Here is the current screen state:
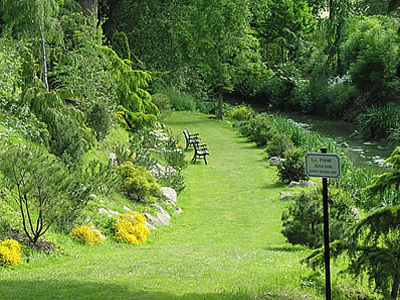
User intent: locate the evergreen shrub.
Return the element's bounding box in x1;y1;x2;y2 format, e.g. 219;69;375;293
277;147;308;184
282;190;354;248
0;239;22;266
114;212;150;244
117;161;160;201
86;102;111;141
266;133;294;158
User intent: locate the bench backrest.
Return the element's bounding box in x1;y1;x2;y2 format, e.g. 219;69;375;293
183;129;190;141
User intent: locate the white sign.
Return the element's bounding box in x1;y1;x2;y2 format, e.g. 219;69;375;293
305;153;341;178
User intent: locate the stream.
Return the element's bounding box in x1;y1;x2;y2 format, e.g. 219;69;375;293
278;111;395;170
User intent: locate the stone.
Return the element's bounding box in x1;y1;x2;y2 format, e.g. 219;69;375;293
160;187;177;207
288;181;308;188
123;205;132;211
98;207;119;217
279;192;296;201
145;203;171;226
175;207;183;214
145;221;157;230
268;157;285;166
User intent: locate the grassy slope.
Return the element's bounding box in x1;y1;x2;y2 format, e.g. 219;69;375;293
0;112;321;299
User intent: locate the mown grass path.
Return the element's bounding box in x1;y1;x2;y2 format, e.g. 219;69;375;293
0;112;317;299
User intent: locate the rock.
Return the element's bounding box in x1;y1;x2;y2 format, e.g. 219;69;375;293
288;181;308;188
98;207;119;217
145;221;157;230
160;187;177;207
145;203;171;226
175;207;183;214
268;157;285;166
288;181;318;188
123;205;132;211
279;192;296;201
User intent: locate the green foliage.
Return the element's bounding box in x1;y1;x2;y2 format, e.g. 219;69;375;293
235;113;277;146
266;133;294;158
161;89;205;112
252;0;316;65
357;103;400;141
0;145;76;244
226;104;254;122
277;147;309;184
117;162;160;202
86;102;111;141
342;16;400;105
112;31;131;61
282;189;355;248
49;114;90;169
151;93;172;120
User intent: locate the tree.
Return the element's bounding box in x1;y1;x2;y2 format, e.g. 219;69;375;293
77;0;98;18
251;0;316;66
0;145;73;244
186;0;252;119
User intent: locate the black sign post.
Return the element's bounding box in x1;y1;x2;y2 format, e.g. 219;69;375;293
321;147;331;300
305;147;341;300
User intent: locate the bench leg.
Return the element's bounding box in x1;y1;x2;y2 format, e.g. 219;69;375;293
192;153;197;163
204;155;207;165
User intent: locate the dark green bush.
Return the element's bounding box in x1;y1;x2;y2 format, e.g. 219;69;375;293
86;102;111;141
277;147;308;184
266;133;294;158
236;113;277;146
282;189;354;248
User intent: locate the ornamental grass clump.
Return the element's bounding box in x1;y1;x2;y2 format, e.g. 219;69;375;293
71;225;105;246
114;212;150;244
0;239;22;266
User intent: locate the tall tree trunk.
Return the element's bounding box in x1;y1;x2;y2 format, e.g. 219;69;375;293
101;0;120;41
78;0;99;18
217;87;224;120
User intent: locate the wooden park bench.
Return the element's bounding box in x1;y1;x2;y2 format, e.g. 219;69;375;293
192;142;209;165
183;129;201;150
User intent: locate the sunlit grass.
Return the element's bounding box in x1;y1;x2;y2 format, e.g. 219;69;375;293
0;111;369;299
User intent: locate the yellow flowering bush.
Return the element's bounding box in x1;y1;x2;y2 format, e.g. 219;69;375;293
114;211;150;244
0;239;22;266
71;225;105;246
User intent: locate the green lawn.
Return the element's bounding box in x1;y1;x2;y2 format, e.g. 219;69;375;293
0;112;329;299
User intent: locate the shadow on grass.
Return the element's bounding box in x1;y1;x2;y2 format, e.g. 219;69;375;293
0;280;253;300
263;182;287;189
262;245;308;252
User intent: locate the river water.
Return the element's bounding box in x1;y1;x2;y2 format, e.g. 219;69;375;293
278;111;395;170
